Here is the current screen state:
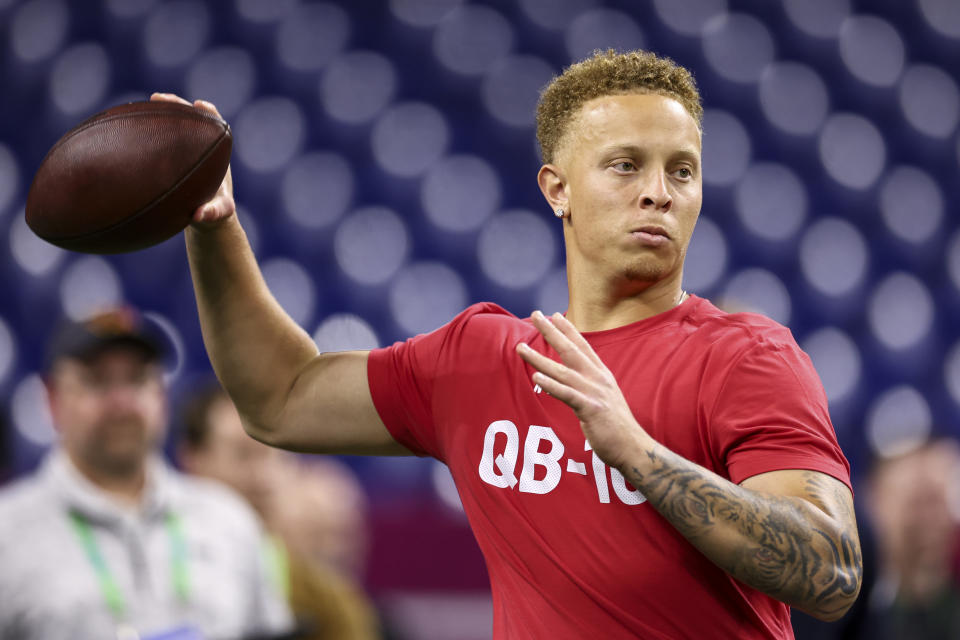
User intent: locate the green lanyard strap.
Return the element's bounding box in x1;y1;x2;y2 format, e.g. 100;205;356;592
262;535;290;601
69;511;125;619
69;511;191;621
165;513;190;605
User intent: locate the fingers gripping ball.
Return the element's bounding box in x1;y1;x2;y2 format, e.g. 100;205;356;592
25;101;232;254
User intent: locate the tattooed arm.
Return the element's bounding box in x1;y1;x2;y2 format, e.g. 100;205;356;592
517;311;863;621
627;444;861;620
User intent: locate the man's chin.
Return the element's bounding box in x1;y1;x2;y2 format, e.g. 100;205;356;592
95;450;148;477
621;259;668;285
88;434;152;478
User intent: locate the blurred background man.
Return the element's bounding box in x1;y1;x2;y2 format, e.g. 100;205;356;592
861;438;960;640
177;382;380;640
269;457;371;584
0;307;293;640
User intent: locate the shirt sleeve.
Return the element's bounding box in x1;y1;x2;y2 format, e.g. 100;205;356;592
367;303;508;460
706;338;852;491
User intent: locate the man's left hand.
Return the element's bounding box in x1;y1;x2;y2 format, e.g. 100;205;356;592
516;311;651;470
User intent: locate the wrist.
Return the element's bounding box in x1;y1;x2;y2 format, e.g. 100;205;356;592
613;427;659;479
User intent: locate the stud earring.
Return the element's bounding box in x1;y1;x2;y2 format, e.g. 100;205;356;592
554;207;565;218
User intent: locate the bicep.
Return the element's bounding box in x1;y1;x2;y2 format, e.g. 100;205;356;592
740;469;855;526
255;350;411;456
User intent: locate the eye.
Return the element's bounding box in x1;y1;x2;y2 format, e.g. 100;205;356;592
612;161;637;172
674;166;694;180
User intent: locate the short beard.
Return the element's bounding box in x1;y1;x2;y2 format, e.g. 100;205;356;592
81;419;152;481
621;255;668;286
91;450;146;479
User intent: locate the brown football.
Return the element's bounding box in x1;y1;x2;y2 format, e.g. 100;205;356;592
25;101;232;254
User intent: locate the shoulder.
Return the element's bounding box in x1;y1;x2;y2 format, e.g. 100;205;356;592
0;472;54;533
0;472;61;569
0;474;40;513
446;302;528;334
379;302;532;357
686;297;799;356
457;302;534;340
685;300;827;405
436;303;537;366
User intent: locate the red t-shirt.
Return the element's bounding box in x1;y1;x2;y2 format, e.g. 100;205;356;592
367;295;851;639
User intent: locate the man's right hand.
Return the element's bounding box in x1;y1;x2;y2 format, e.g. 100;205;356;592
150;92;236;229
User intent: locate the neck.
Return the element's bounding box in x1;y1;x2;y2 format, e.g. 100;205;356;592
67;450;147;508
565;270;687;332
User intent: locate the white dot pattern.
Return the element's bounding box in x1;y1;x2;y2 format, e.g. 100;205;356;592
759;62;830;136
879;166;943;245
281;152;354;230
372;102;450;177
59;257;123;321
839;15;905;87
477;210;557;289
868;273;933;350
421;155;502;233
683;216;728;293
50;43;111;117
799;218;868;297
722;268;792;325
802;328;861;403
702;110;752;186
652;0;727;36
11;0;70;64
321;51;398;125
702;13;775;83
818;114;886;190
389;262;468;335
335;207;409;286
867;386;931;458
734;163;807;241
143;0;210;68
433;5;513;76
565;9;644;62
898;64;960;139
783;0;850;38
313;314;380;352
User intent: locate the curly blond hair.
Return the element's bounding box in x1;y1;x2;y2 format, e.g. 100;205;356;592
536;49;703;164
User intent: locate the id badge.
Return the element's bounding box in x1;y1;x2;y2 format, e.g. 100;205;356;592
116;625;140;640
140;627;205;640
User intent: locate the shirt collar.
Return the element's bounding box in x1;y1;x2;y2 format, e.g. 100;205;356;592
43;448;177;524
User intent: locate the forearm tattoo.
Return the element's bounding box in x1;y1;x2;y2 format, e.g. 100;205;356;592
626;446;862;619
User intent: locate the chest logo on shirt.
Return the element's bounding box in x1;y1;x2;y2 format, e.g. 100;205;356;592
477;420;647;505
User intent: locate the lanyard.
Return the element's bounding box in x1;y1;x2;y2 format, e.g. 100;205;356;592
69;511;191;621
262;535;290;601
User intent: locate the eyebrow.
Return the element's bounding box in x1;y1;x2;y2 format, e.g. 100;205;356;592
599;144;701;165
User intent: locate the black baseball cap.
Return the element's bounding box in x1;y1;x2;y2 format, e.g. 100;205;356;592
45;306;167;371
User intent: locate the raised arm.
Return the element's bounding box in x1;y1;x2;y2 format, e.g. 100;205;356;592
153;93;404;456
516;311;863;620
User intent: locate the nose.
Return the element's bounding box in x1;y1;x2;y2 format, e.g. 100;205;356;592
101;380;144;411
638;169;672;213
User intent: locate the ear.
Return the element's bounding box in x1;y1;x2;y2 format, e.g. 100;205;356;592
537;163;568;213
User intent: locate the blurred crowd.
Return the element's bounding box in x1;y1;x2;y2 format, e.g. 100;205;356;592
0;307;380;640
1;305;958;639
